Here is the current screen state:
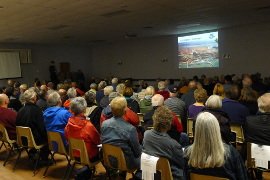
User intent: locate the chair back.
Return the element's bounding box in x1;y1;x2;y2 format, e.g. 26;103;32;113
68;138;91;166
156;157;173;180
16;126;39;148
0;124;15;144
137;113;144;123
47;131;67;155
230;124;244;143
246;142;256;168
102;143;129;172
190;173;229;180
187;118;194;137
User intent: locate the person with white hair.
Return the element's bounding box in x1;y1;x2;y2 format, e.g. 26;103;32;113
99;86;114;108
184;112;248;179
156;81;170;100
96;80;107;105
202;95;233;144
16;89;49;160
65;97;100;162
111;77;118;91
139;86;155;114
43;91;72;146
63;87;77;109
143;94;184;144
245;93;270;145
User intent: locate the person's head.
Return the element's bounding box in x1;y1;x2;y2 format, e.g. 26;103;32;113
224;75;232;83
47;91;62;107
224;84;240;100
116;83;125;95
0;94;10;108
205;95;222;109
7;79;14;87
58;88;67;97
242;76;252;88
109;92;122;102
111;77;118;85
19;84;28;93
145;86;155;96
186;112;226;168
257;93;270;113
5;87;14;97
47;82;54;90
194;88;207;103
98;81;107;90
40;84;48;91
123;86;134;97
84;91;96;106
158;81;166;90
90;83;97;90
67;87;77;99
153;106;173;132
168;85;178;97
151;94;164;107
110;96;127;117
188;80;197;90
239;87;258;103
70;97;87;116
23;89;37;103
104;86;114;96
213;83;225;97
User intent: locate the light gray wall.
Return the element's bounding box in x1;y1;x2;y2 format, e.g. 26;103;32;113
91;22;270;79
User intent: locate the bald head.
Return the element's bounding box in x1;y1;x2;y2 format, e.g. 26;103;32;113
0;94;9;108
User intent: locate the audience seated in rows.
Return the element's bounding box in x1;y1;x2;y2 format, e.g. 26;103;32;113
184;112;248;180
5;86;22;112
65;97;100;162
188;88;207;119
143;106;185;179
43;91;72;146
101;96;141;169
0;93;17;140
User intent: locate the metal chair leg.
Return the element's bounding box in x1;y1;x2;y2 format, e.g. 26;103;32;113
43;152;54;177
3;145;13;166
13;149;22;171
33;150;41;176
66;162;76;180
63;155;71;180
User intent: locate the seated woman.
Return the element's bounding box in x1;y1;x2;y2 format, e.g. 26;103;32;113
184;112;248;180
203;95;233;144
123;86;140;113
65;97;100;162
239;87;258;115
143;106;185;180
188;88;207;119
213;83;225;98
139;86;155;114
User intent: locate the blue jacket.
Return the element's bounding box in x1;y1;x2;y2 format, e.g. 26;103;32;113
43;106;72;144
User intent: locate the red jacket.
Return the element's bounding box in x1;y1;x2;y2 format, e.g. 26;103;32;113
172;113;183;133
156;90;170;100
65;115;100;160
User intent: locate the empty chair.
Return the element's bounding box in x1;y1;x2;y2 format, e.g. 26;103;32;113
190;173;229;180
230;124;244;144
43;131;71;178
187;118;194;138
102;143;137;179
15;126;45;175
66;138;99;179
0;124;17;166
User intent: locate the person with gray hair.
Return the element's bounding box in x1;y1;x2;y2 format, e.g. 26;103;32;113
43;91;72;146
16;89;49;160
63;87;77;109
143;106;185;179
96;80;107;105
65;97;100;161
245;93;270;145
111;77;118;91
99;85;114;108
202;95;233;144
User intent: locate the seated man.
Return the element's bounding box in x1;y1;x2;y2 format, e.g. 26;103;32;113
143;106;185;179
0;94;17;140
43;91;72;146
65;97;100;161
101;96;141;170
245;93;270;145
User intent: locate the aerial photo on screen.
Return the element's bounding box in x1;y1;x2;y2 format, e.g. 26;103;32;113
178;31;219;68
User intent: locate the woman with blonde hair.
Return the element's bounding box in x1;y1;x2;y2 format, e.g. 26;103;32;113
184;112;248;180
213;83;225;98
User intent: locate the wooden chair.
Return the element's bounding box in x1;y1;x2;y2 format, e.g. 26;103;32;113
187;118;194;138
190;173;229;180
15;126;45;175
230;124;244;144
43;131;71;178
156;157;173;180
66;138;99;180
0;124;17;166
102;143;137;179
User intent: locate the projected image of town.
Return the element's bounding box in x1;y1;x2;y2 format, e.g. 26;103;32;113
178;31;219;68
